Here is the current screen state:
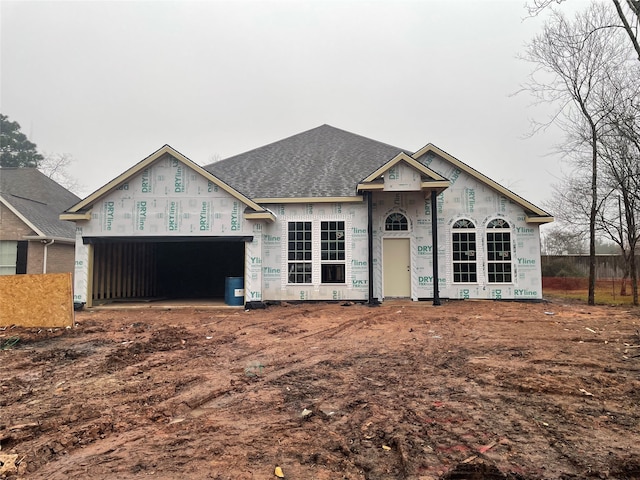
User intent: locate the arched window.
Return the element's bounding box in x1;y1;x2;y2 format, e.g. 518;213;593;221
385;212;408;231
452;219;477;283
486;218;512;283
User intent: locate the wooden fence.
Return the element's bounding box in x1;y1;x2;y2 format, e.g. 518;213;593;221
541;255;640;279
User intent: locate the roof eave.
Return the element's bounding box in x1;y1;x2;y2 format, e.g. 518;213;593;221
22;235;76;244
413;144;552;219
252;196;365;204
0;196;46;237
64;145;268;215
60;211;92;221
361;152;448;184
244;211;276;222
525;215;554;224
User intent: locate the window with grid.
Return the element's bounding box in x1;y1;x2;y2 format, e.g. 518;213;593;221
321;221;345;283
385;212;408;231
452;219;477;283
486;218;512;283
288;221;312;283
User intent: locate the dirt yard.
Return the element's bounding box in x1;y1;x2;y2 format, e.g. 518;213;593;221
1;298;639;480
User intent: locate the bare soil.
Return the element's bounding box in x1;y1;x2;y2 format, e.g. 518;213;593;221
1;298;640;479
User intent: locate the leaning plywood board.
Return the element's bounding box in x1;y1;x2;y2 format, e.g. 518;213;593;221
0;273;73;327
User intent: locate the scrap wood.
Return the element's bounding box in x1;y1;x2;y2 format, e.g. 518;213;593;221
0;453;19;474
478;440;498;454
462;440;498;463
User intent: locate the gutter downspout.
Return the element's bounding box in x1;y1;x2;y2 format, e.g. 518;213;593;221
42;239;55;274
431;190;441;306
366;191;377;305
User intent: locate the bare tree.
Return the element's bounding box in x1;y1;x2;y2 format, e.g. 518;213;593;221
596;69;640;303
540;225;588;255
526;0;640;62
522;4;630;304
38;153;83;194
542;67;640;302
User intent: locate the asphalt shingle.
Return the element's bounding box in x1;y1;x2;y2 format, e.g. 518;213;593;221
204;125;408;199
0;168;80;239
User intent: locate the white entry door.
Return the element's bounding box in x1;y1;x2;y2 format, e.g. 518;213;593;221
383;238;411;297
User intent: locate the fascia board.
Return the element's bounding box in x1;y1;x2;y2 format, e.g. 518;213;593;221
244;211;276;222
59;211;92;221
253;196;365;204
360;152;448;184
0;196;46;237
420;181;451;190
22;235;75;244
413;144;553;220
356;184;385;191
525;215;555;224
65;145;267;214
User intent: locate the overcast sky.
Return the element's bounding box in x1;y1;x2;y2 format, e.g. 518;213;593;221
1;0;586;208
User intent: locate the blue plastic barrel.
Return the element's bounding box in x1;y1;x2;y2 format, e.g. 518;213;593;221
224;277;245;306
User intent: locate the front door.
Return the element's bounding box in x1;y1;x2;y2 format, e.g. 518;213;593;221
383;238;411;297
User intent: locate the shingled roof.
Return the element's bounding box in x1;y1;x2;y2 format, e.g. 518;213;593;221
204;124;407;199
0;168;80;240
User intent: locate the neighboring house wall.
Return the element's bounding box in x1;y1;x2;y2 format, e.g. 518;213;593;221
1;203;75;275
26;242;75;274
0;203;33;240
0;204;29;275
26;241;43;274
46;243;76;274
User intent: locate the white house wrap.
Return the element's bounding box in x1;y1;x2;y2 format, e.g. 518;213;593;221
61;125;552;306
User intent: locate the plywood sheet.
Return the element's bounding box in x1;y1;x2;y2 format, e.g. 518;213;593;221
0;273;73;327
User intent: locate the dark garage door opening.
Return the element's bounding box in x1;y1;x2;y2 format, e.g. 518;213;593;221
88;237;248;303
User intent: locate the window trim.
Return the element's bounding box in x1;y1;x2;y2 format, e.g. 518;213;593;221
486;218;513;284
287;221;312;284
284;219;349;286
320;220;346;284
385;212;409;231
452;219;477;284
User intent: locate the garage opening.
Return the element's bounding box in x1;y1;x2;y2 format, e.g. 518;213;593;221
86;236;249;303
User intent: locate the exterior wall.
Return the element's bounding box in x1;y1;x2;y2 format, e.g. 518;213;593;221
259;201;369;302
372;190;433;300
26;241;43;274
72;154;257;304
69;151;543;304
245;222;264;303
0;204;33;240
1;204;75;275
376;154;544;300
79;154;250;238
45;242;75;274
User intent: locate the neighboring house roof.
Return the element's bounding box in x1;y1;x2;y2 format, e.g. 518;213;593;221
204;124;408;200
0;168;80;240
